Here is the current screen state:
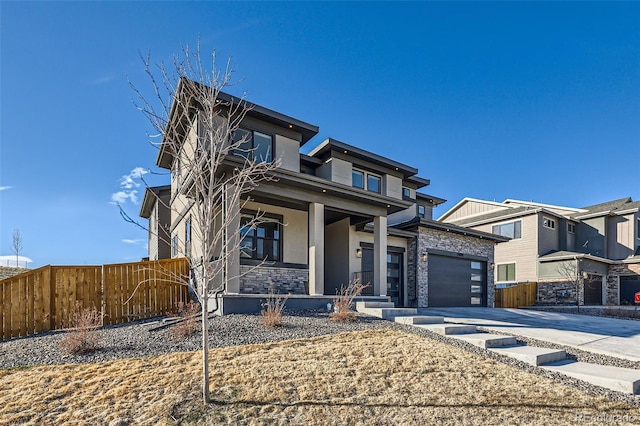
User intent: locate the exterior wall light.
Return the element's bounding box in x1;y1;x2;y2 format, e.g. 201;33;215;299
421;253;427;262
355;248;362;258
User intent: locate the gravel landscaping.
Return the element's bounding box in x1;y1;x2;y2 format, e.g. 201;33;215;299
2;308;640;410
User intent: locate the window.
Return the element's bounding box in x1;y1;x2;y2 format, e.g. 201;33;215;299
637;218;640;239
402;187;411;199
497;263;516;282
352;170;364;189
367;174;381;193
543;216;556;230
567;223;576;234
172;158;182;192
418;205;426;218
232;128;273;162
185;216;192;257
240;213;282;261
171;235;179;257
492;221;522;239
352;168;381;193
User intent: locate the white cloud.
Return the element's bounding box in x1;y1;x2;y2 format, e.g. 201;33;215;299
110;167;148;205
0;255;33;268
0;186;12;191
111;190;138;204
119;167;149;189
122;238;145;245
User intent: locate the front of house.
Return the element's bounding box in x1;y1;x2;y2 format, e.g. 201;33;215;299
140;80;506;313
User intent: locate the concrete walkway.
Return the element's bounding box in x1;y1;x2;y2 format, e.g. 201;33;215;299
419;307;640;362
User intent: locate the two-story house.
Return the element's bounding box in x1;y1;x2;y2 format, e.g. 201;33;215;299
438;197;640;306
140;78;506;313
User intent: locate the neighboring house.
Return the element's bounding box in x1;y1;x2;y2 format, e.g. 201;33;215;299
139;185;172;261
438;197;640;306
140;78;506;313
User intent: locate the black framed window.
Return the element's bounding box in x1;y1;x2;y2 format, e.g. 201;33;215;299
240;212;282;261
543;216;556;230
418;205;426;218
185;216;192;257
232;128;273;162
171;235;179;257
492;221;522;239
352;168;381;193
402;187;411;199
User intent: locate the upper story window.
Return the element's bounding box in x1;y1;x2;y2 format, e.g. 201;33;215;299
240;212;282;262
232;128;273;162
543;216;556;230
172;157;182;192
637;217;640;239
402;187;411;199
567;223;576;234
492;220;521;239
352;168;381;193
418;205;426;218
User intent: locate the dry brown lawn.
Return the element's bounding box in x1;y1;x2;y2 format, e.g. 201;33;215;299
1;329;639;425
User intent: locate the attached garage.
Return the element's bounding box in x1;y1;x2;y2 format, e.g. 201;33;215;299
583;276;603;305
620;275;640;305
428;254;487;307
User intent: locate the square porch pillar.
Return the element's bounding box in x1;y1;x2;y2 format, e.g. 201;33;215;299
225;183;240;294
374;215;387;296
308;202;325;295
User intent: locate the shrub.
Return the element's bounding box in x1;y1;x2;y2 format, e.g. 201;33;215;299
261;283;289;328
330;280;368;322
59;302;103;355
169;301;201;340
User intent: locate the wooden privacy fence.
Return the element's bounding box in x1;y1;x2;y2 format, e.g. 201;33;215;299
495;282;537;308
0;258;189;341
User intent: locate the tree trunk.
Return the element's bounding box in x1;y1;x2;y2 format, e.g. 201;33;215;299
201;290;210;403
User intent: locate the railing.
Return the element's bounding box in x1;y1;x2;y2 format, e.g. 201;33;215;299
0;258;189;341
353;271;374;295
495;282;537;308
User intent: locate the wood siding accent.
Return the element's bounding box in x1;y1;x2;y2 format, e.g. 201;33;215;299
0;258;189;340
445;201;507;222
495;282;537;308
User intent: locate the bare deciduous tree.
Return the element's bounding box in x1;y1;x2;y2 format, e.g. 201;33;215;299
555;257;582;312
11;229;23;268
123;43;279;404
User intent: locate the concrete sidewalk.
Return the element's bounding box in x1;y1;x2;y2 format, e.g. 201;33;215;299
418;307;640;362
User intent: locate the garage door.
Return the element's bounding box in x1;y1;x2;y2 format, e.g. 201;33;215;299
428;254;487;307
620;275;640;305
584;276;603;305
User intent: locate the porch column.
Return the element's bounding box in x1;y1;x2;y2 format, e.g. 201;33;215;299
374;215;387;296
225;183;240;294
308;202;325;295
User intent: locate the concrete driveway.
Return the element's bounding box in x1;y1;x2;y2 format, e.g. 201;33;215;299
418;307;640;362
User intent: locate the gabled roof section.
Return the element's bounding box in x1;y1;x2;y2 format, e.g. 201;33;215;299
307;138;420;179
575;197;640;219
437;197;510;223
139;185;171;218
453;205;569;227
156;78;319;169
538;250;618;265
503;199;586;216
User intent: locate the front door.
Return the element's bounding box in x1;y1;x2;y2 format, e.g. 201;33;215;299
387;252;403;306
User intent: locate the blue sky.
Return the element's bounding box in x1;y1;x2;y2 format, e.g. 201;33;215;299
1;2;638;268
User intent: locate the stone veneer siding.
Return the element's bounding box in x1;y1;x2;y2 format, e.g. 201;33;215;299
406;237;418;307
416;227;496;308
607;262;640;305
537;279;582;305
239;265;308;295
0;267;29;280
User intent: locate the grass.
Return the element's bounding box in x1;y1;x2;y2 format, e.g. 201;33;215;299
1;329;639;425
330;280;368;322
58;302;103;355
261;285;289;328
